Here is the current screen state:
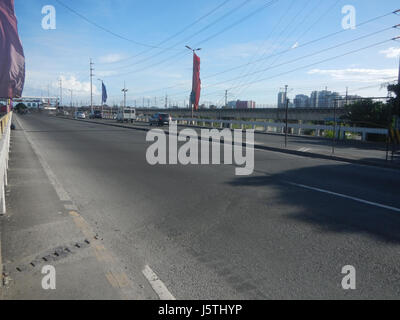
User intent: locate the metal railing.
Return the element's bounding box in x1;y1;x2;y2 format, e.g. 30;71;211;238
136;116;388;141
0;112;12;214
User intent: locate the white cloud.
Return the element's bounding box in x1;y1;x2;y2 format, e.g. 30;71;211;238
58;76;99;95
24;71;98;97
214;41;278;60
95;70;119;77
379;47;400;59
98;54;125;63
307;68;397;82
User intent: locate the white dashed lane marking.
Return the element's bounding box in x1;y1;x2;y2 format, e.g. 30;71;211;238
286;181;400;213
142;265;176;300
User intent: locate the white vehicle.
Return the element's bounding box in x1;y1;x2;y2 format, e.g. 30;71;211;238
116;108;136;123
74;111;86;119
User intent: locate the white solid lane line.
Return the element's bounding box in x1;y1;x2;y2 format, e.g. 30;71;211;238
286;181;400;213
298;147;311;152
142;265;176;300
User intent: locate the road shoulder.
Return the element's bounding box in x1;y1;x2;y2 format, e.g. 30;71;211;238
0;116;145;299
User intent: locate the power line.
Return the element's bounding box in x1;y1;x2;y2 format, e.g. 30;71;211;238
204;27;393;89
165;38;393;101
153;26;395;99
98;0;253;72
227;0;319;103
231;0;343;101
130;10;396;97
55;0;181;51
204;10;395;80
99;0;280;77
96;0;234;66
198;39;393;99
195;0;279;46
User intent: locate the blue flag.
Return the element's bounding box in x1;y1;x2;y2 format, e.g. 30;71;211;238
101;82;107;104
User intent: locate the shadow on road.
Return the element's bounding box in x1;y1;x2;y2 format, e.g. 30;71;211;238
226;164;400;244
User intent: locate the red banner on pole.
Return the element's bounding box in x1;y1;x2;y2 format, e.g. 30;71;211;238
191;53;201;111
0;0;25;98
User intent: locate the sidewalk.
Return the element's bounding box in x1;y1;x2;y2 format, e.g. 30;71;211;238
0;117;146;299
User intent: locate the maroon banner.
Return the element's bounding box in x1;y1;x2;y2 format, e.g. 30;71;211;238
0;0;25;98
191;53;201;111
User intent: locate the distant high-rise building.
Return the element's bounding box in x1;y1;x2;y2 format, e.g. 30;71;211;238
279;89;362;109
294;94;310;108
236;100;256;109
277;91;286;108
310;91;318;108
308;90;340;108
227;101;237;108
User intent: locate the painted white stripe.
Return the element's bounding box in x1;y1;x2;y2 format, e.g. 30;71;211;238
286;181;400;213
298;147;311;152
142;265;176;300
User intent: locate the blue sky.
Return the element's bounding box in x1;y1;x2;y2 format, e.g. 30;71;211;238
15;0;400;107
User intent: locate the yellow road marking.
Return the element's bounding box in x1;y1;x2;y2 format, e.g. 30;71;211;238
105;271;130;289
68;211;132;290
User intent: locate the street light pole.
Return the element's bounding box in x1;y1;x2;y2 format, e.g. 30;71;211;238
68;89;73;109
122;81;128;116
59;78;63;107
284;85;288;148
90;58;94;114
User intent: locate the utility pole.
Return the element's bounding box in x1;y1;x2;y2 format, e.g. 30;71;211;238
332;98;337;155
398;54;400;84
284;85;289;148
68;89;73;108
90;58;94;113
122;81;128;113
59;78;63;107
345;87;349;106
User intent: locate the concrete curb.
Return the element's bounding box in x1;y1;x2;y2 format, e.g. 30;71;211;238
56;116;400;171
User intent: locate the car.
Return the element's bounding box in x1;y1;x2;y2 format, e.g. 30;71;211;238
74;111;86;119
149;113;171;126
89;110;103;119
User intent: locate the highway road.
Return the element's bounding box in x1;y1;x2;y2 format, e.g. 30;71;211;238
83;118;392;164
7;113;400;299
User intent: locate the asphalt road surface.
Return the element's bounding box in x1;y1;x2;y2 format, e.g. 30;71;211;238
84;118;391;163
8;113;400;299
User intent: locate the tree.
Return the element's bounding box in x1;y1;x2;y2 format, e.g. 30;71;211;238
340;99;391;128
14;102;27;114
387;83;400;118
341;83;400;128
